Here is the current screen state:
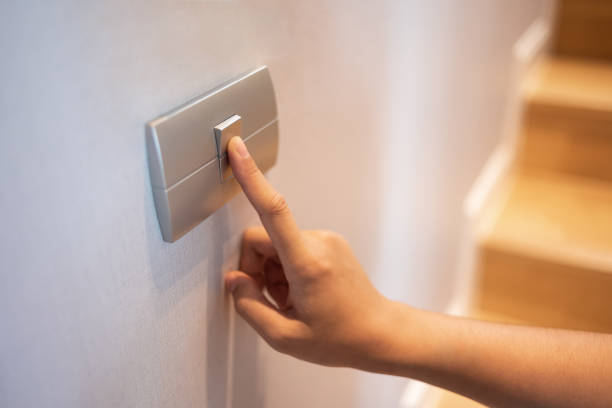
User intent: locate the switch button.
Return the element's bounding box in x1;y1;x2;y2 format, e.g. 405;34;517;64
214;114;242;182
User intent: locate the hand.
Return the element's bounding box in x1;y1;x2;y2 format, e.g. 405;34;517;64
223;138;612;408
224;136;395;368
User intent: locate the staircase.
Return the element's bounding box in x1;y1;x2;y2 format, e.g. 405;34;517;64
554;0;612;61
475;57;612;333
436;1;612;407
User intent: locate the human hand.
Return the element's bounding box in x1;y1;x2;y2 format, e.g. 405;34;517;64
224;136;396;368
225;139;612;408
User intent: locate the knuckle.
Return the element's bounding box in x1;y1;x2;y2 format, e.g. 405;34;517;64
241;227;267;249
263;192;289;217
314;258;333;276
320;230;343;243
288;255;311;274
291;239;336;279
242;227;260;242
300;256;332;281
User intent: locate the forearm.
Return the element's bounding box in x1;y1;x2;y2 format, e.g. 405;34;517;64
364;301;612;408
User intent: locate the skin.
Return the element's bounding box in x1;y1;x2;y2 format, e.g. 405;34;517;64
224;136;612;408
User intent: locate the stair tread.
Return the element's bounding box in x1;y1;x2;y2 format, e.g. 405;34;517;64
530;57;612;113
482;169;612;273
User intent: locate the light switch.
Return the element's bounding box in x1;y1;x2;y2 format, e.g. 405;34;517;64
214;114;242;182
146;67;279;242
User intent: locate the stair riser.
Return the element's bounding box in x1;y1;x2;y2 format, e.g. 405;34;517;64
555;0;612;60
520;102;612;181
475;244;612;333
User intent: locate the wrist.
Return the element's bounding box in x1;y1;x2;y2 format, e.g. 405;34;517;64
351;298;427;375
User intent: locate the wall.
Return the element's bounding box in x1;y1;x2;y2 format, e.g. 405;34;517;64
267;2;555;408
0;1;553;408
0;2;287;406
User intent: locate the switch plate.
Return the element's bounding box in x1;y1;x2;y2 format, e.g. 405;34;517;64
146;67;279;242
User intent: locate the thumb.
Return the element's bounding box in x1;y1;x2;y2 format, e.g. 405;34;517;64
225;271;294;349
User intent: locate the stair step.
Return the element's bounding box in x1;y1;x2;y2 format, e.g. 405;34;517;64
475;170;612;333
520;57;612;181
554;0;612;61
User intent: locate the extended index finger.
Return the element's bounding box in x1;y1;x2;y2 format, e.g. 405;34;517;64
228;137;302;259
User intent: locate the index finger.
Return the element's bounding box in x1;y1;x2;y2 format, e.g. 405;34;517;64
228;137;302;259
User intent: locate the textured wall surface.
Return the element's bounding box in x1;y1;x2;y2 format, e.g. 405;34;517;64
0;1;553;407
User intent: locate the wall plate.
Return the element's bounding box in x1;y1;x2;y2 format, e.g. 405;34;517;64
146;67;279;242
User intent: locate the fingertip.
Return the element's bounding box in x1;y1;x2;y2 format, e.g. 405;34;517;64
228;136;249;160
224;270;244;293
227;136;260;192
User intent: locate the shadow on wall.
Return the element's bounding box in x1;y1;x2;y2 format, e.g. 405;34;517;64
143;171;264;407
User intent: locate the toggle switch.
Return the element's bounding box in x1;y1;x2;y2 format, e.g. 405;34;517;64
214;114;242;182
146;67;279;242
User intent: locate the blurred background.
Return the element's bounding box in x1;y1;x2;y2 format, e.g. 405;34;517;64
1;1;610;407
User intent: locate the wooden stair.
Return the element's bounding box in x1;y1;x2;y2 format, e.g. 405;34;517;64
473;54;612;334
473;0;612;335
554;0;612;61
476;169;612;332
437;81;612;402
435;5;612;407
519;57;612;181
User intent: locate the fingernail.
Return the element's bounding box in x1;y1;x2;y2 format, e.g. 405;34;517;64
232;137;249;158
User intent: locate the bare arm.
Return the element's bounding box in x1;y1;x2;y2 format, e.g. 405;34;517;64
224;136;612;408
370;305;612;408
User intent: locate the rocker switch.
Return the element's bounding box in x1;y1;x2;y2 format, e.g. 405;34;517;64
214;114;242;182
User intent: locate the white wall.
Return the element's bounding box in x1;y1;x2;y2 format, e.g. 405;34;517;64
0;1;553;408
266;2;555;408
